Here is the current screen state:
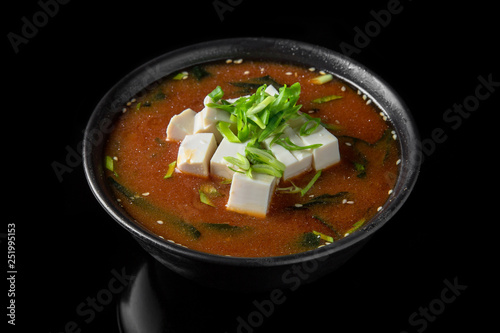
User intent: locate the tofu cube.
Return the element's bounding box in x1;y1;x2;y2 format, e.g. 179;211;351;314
210;138;248;180
193;95;233;144
263;136;307;180
226;172;277;218
283;126;313;175
177;133;217;178
300;125;340;170
166;108;196;141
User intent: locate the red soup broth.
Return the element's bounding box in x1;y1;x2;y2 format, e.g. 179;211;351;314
104;60;400;257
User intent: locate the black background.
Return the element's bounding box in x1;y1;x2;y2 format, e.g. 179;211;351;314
4;0;498;332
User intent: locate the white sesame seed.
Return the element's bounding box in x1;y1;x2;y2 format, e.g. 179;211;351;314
113;156;118;161
319;70;326;75
285;72;293;75
391;130;396;134
342;199;347;204
167;239;175;243
392;134;397;140
357;90;362;95
295;203;303;208
396;159;401;165
308;67;315;72
131;98;136;103
157;220;164;225
362;94;367;100
366;99;372;105
244;71;250;75
116;198;121;202
341;86;346;91
346;201;355;205
122;108;127;113
383;115;388;121
234;58;243;64
226;59;232;64
377;206;383;212
345;142;352;146
126;102;132;106
142;192;150;196
159;236;164;239
388;189;393;195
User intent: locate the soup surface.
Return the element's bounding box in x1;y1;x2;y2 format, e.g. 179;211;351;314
104;60;400;257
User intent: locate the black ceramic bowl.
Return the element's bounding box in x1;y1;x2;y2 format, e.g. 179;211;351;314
83;38;420;291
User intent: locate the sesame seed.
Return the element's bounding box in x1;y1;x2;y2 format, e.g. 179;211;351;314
116;198;121;202
244;71;250;75
366;99;372;105
126;102;132;106
308;67;315;72
357;90;362;95
388;189;393;195
142;192;150;196
157;220;164;225
377;206;383;212
131;98;136;103
319;70;326;75
113;156;118;161
167;239;175;243
345;142;352;146
159;236;164;239
226;59;232;64
342;199;347;204
122;108;127;113
346;201;354;205
295;203;303;208
285;72;292;75
362;94;367;100
396;159;401;165
341;86;346;91
392;134;397;140
234;58;243;64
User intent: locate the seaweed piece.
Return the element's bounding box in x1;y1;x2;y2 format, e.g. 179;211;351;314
230;75;282;91
108;177;201;239
299;232;321;248
201;223;250;233
312;215;342;239
191;65;211;81
290;192;350;210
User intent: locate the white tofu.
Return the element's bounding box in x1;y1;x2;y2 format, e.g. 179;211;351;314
283;126;313;175
226;172;277;218
210;138;248;180
166;108;196;141
177;133;217;178
263;136;308;180
299;125;340;170
265;85;279;96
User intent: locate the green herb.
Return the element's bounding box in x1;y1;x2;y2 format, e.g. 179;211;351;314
299;170;322;196
217;122;241;143
223;153;250;172
273;136;322;151
312;230;334;243
208;85;224;102
312;94;342;104
105;156;114;172
163;161;176;179
299;114;321;136
199;190;215;207
345;218;366;236
173;71;188;80
309;74;333;85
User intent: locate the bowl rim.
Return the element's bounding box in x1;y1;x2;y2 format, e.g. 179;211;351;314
83;37;420;268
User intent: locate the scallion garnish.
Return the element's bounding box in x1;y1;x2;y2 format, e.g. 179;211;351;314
199;190;215;207
312;94;342;104
300;170;322;196
163;161;176;179
105;156;114;172
309;74;333;85
312;230;334;243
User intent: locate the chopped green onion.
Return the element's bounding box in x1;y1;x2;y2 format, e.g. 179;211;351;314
300;170;322;196
345;218;366;236
199;184;222;197
199;190;215;207
309;74;333;85
312;230;334;243
208;86;224;103
217;122;241;143
173;71;188;80
105;156;114;172
245;147;286;173
299;117;321;136
312;94;342;104
275;137;322;151
163;161;176;179
224;153;250;171
250;164;283;178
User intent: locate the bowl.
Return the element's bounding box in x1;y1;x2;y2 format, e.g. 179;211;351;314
83;37;420;291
